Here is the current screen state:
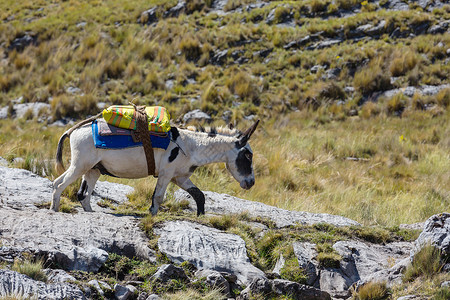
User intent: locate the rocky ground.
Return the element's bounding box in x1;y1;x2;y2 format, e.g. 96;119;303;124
0;162;449;299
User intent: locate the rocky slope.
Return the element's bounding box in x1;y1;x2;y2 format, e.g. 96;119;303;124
0;163;449;299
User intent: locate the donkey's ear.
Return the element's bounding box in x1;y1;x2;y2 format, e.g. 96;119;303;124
238;120;260;147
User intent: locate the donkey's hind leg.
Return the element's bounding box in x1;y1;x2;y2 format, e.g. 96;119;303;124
51;165;87;212
77;169;101;212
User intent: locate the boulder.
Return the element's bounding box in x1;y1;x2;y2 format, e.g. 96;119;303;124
428;21;449;34
155;220;266;285
114;283;134;300
210;49;229;65
164;0;186;18
182;109;212;123
413;212;450;256
383;0;409;11
239;277;331;300
195;269;230;295
8;34;37;52
151;264;188;283
320;241;413;294
356;257;410;288
0;269;85;299
239;277;272;299
174;189;360;228
272;279;331;300
140;7;158;25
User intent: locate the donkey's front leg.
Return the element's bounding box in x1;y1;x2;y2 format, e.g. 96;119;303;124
172;177;205;216
150;176;171;215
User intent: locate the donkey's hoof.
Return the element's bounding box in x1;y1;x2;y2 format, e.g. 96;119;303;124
150;206;158;216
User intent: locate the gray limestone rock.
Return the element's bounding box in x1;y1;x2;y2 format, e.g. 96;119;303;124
92;180;134;205
396;296;420;300
356;257;410;288
293;242;319;286
0;206;156;272
155;220;265;285
239;277;272;299
210;49;229;65
0;166;53;210
88;280;105;297
8;34;37;52
334;241;413;282
0;166;133;211
399;222;425;231
195;269;230;295
272;279;331;300
174;189;360;228
182;109;212;123
272;254;285;276
321;241;413;294
413;212;450;256
384;0;410;11
114;283;134;300
164;0;186;18
0;269;85;299
45;269;76;283
239;277;331;300
140;7;158;25
151;264;188;283
0;103;50;120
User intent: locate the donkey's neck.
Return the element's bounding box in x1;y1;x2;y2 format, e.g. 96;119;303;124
181;131;236;166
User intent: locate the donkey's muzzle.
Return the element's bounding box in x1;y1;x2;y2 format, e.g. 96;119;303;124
241;178;255;190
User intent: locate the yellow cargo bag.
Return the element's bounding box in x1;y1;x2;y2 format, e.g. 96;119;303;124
102;105;171;133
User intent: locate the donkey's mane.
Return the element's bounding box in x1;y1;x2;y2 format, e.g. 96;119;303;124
186;125;240;137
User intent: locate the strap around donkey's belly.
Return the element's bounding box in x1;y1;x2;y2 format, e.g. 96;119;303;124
131;105;156;176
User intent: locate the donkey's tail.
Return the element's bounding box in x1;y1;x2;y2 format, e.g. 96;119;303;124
55;112;103;174
55;132;69;174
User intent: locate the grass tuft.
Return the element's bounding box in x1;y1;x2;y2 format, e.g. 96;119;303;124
403;244;446;282
12;258;48;282
353;281;389;300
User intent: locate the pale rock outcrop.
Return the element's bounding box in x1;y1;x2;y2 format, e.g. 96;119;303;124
291;240;414;295
0;165;134;211
0;269;85;300
155;220;265;285
0;207;156;272
174;189;360;228
413;212;450;256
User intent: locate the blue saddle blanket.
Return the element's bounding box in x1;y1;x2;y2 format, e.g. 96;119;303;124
92;120;171;150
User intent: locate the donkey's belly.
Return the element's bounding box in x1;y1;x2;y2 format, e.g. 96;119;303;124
98;147;156;178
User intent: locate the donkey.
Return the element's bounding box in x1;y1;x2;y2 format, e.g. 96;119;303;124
51;116;259;216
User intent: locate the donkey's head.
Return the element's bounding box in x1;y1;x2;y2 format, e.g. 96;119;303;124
225;120;260;190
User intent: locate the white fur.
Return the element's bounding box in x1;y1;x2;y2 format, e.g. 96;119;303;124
51;123;256;215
